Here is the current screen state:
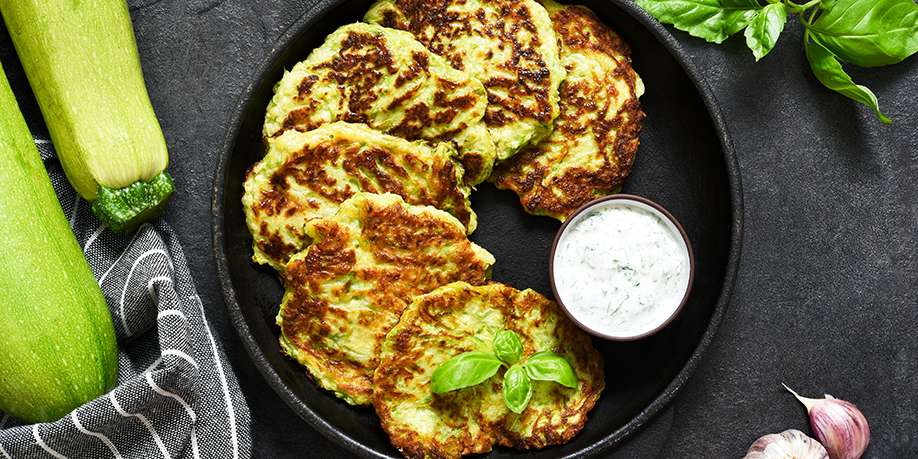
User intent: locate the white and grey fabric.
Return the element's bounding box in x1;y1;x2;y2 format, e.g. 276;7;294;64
0;139;252;458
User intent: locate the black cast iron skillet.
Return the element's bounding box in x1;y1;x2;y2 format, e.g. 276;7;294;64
213;0;744;456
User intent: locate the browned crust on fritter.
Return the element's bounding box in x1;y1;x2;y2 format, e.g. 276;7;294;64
492;3;645;220
275;30;475;141
377;0;557;128
373;283;604;458
247;137;472;266
455;152;486;187
254;221;299;265
551;3;632;60
280;196;492;404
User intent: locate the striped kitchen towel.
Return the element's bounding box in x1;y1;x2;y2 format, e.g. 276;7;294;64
0;139;252;458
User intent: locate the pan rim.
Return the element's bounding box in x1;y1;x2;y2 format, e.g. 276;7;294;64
211;1;744;457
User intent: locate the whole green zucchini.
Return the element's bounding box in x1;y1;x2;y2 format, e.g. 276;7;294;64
0;62;118;423
0;0;173;233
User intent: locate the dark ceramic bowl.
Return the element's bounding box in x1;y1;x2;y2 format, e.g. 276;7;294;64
549;194;696;341
212;0;744;457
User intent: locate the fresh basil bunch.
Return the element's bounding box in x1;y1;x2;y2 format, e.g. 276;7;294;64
430;330;578;413
636;0;918;124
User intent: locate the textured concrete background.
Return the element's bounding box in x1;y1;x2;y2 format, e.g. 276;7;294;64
2;0;916;456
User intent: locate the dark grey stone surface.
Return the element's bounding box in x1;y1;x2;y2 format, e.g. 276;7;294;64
2;0;915;457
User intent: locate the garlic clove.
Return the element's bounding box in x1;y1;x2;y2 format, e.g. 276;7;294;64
783;384;871;459
744;429;829;459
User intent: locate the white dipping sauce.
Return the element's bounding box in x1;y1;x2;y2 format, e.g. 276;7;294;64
553;201;690;337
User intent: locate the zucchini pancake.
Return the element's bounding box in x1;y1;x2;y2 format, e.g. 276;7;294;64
277;193;495;406
491;0;645;220
373;282;604;458
242;122;475;270
365;0;566;161
263;23;496;184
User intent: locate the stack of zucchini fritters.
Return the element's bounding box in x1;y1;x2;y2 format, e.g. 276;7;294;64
242;1;643;457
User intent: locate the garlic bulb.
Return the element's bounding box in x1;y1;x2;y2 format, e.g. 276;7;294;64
784;385;870;459
744;429;829;458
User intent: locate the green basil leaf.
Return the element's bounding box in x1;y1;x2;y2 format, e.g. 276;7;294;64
492;330;523;365
502;364;533;414
804;36;892;124
807;0;918;67
635;0;762;44
430;352;503;394
523;352;579;389
744;3;787;61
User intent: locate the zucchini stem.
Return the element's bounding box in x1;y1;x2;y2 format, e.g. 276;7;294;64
91;171;175;233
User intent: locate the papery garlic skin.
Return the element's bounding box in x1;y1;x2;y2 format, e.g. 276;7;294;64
784;385;871;459
744;429;829;459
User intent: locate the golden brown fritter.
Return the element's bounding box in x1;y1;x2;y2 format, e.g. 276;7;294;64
264;23;495;185
373;282;604;458
242;122;475;270
277;193;495;405
491;0;645;220
365;0;566;161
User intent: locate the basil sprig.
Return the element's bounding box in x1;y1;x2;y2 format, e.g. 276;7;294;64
524;351;579;388
636;0;762;45
430;330;579;413
744;3;788;61
502;365;533;414
636;0;918;124
493;330;523;364
807;0;918;68
804;35;892;124
430;352;503;394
